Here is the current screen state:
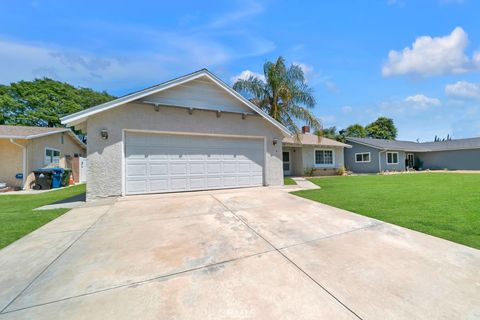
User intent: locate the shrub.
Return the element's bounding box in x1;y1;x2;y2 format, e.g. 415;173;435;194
304;167;315;176
337;166;346;175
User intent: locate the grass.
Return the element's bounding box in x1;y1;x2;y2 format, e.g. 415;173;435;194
284;177;297;185
293;173;480;249
0;184;86;249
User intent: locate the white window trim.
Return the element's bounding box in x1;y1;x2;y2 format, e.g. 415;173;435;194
314;148;335;167
355;152;371;163
44;147;61;166
386;151;399;165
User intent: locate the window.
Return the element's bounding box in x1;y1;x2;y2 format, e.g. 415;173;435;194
45;148;60;165
355;152;370;163
386;152;399;165
314;149;334;166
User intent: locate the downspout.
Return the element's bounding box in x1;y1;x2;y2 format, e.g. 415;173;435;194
9;139;27;190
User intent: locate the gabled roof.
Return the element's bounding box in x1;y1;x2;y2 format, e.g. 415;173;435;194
283;134;351;148
346;137;480;152
60;69;291;136
0;125;86;149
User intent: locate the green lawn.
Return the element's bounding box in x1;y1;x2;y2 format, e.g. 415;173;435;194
293;173;480;249
0;184;86;249
284;177;297;185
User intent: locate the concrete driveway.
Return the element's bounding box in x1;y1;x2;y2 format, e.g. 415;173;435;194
0;187;479;319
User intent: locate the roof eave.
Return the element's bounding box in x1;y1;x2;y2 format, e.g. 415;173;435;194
60;69;291;137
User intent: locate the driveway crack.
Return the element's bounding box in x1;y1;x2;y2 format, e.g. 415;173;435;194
210;194;364;320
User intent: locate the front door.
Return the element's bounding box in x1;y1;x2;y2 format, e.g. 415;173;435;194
283;151;291;175
406;153;414;169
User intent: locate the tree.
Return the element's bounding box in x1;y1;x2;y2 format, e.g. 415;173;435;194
365;117;397;140
233;56;321;133
338;124;367;141
317;126;337;139
0;78;115;127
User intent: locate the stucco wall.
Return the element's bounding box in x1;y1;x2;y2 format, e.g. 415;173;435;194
0;139;24;187
302;146;345;170
85;103;285;199
282;146;303;176
418;149;480;170
27;133;85;171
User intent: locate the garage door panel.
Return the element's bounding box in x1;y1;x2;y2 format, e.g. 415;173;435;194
149;164;168;176
150;179;169;192
125;132;264;195
170;163;187;174
170;178;188;190
223;163;236;173
126;180;147;194
127;164;147;177
189;177;206;189
189;163;206;174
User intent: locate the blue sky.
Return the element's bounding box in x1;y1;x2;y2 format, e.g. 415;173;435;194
1;0;479;141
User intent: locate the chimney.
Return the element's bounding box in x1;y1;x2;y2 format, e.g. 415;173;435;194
301;126;310;134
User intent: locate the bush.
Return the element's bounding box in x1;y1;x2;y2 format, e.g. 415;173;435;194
337;166;346;175
304;167;315;176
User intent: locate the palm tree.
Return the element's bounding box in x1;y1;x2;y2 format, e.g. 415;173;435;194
233;56;321;134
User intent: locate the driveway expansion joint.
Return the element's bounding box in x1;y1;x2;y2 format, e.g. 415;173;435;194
0;250;275;315
0;205;115;314
209;194;364;320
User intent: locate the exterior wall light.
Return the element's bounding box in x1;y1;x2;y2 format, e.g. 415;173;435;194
242;113;247;120
216;110;221;118
154;104;160;112
100;129;109;140
273;138;278;146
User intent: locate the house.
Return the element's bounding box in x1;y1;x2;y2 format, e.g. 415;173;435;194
345;137;480;173
282;126;351;176
61;69;291;200
0;125;86;189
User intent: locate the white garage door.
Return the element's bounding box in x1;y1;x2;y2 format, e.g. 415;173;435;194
125;132;265;195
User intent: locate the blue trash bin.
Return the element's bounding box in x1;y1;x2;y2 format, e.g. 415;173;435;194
51;168;65;188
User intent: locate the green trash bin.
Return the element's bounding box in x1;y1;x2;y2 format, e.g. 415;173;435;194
62;169;72;187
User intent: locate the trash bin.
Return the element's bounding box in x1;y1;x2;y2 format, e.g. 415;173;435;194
33;169;53;190
61;169;72;187
51;168;64;189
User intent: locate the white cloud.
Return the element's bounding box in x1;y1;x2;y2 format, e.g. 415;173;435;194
341;106;353;114
293;62;313;76
230;70;265;83
404;94;441;106
445;80;480;99
382;27;479;77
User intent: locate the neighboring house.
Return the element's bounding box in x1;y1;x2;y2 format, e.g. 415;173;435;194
345;137;480;173
0;125;86;189
282;126;351;176
61;69;291;200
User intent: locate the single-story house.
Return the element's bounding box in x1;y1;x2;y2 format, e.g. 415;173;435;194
0;125;86;189
345;137;480;173
61;69;291;200
282;126;351;176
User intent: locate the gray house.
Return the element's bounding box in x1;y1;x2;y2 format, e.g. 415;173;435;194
345;137;480;173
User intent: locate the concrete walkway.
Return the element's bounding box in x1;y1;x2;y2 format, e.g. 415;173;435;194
0;187;479;319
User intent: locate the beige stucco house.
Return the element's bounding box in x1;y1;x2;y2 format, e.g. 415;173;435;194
282;127;352;176
0;125;86;189
61;69;291;200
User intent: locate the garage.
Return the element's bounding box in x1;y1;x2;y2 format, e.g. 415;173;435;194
61;69;290;200
125;131;265;195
